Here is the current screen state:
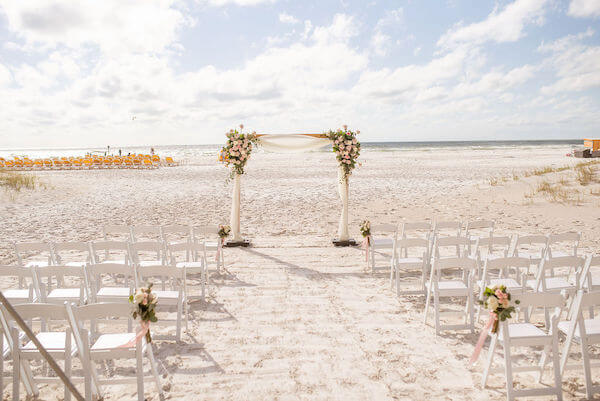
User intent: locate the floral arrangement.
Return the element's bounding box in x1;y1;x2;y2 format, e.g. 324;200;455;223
359;220;371;238
326;125;361;180
480;285;519;333
129;284;158;343
218;225;231;239
218;124;259;179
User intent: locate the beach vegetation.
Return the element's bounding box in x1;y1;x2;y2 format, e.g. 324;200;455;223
0;171;39;192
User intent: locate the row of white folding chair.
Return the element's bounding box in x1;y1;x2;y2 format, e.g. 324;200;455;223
0;301;162;401
0;262;187;342
103;224;225;271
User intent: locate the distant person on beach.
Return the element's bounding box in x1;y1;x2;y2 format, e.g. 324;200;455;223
150;147;155;155
119;149;122;156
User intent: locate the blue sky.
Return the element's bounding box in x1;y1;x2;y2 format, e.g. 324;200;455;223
0;0;598;147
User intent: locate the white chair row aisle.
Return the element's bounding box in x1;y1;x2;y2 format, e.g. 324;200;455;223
0;301;162;401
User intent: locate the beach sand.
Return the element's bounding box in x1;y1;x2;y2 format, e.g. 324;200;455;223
1;145;599;400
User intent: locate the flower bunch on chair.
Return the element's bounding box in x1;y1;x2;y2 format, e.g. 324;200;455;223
480;285;519;333
129;284;158;343
359;220;371;237
218;225;231;239
326;125;361;179
219;124;258;179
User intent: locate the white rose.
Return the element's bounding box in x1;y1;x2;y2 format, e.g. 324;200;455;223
134;291;144;304
487;296;499;310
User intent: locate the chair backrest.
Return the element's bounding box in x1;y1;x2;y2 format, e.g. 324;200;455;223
131;225;162;241
102;225;133;241
192;226;219;242
465;220;494;237
90;241;130;264
482;256;530;281
534;256;585;291
14;242;54;266
52;241;92;264
547;232;581;257
0;265;36;290
433;235;471;258
34;265;88;299
433;221;461;236
472;235;512;258
161;225;192;242
370;223;397;233
508;292;566;325
166;241;206;264
10;303;70;328
400;222;432;239
135;265;185;290
580;255;600;290
129;241;164;265
433;257;478;279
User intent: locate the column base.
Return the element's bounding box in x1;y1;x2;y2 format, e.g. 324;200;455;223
224;239;251;248
332;238;358;247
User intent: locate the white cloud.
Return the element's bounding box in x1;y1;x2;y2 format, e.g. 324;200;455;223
0;0;190;54
539;29;600;94
437;0;548;48
371;31;390;56
278;12;299;24
370;8;403;57
312;14;359;44
0;64;12;87
568;0;600;18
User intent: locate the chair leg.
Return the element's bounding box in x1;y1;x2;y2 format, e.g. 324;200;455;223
136;344;144;401
370;247;375;275
503;342;514;401
146;344;163;397
468;291;475;333
551;336;563;401
11;329;19;401
434;291;440;335
389;262;394;289
482;334;497;387
423;288;431;325
396;265;401;297
538;345;550;382
65;351;72;401
176;300;182;342
580;332;593;400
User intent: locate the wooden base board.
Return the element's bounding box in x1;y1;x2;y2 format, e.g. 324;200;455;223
332;238;357;247
224;239;251;248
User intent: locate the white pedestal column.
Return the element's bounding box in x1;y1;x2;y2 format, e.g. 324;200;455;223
230;173;242;242
337;168;350;242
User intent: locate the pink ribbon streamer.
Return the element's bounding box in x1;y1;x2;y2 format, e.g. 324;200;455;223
469;312;498;365
215;238;224;262
362;236;371;262
119;321;150;348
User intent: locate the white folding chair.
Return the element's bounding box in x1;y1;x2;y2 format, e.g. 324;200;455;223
52;241;92;267
135;265;186;341
90;241;130;265
424;257;477;335
167;241;207;301
131;225;162;242
0;265;38;304
14;242;55;268
558;289;600;399
471;235;513;263
432;235;471;259
0;307;35;397
66;302;162;401
366;223;397;274
579;255;600;292
465;219;495;242
527;256;585;294
390;238;429;296
34;265;89;305
432;220;461;237
161;224;192;243
102;224;133;241
87;263;135;303
192;225;224;274
480;292;564;401
476;257;529;320
6;303;78;401
510;235;549;267
546;232;581;258
400;221;432;240
129;241;165;266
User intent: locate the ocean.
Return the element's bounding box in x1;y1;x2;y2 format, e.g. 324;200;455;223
0;139;580;162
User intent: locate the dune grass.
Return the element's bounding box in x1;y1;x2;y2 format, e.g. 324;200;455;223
0;171;39;191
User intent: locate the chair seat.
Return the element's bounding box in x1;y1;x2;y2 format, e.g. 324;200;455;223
395;257;423;266
97;287;130;297
24;260;50;268
526;277;574;292
63;261;86;267
549;251;572;258
501;323;547;339
153;290;180;301
47;288;82;300
138;260;164;267
370;238;393;248
23;332;77;352
204;241;219;250
557;319;600;339
477;278;521;290
176;261;203;268
426;280;468;296
514;252;542;261
91;333;137;350
3;289;32;302
98;259;128;265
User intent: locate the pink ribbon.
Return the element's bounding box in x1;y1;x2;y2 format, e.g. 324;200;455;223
215;237;224;262
119;321;150;348
362;236;371;262
469;311;498;365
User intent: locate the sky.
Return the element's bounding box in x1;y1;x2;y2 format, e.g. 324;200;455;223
0;0;599;148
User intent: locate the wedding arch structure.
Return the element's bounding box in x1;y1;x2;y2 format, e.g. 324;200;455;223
220;130;360;247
